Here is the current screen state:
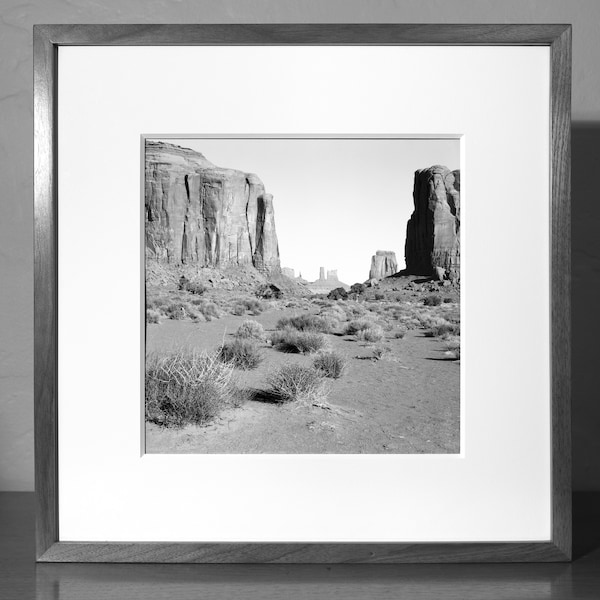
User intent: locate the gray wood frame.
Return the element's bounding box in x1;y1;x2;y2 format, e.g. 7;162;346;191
33;24;571;563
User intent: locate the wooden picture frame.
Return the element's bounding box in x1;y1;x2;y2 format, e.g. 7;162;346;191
34;24;571;563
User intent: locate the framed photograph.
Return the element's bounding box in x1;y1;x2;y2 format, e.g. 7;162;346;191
34;24;571;562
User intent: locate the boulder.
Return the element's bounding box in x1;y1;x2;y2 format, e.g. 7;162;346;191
369;250;398;280
145;141;280;274
434;266;447;281
405;166;460;277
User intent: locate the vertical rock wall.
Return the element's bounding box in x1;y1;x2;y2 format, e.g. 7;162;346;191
369;250;398;280
145;141;281;274
404;165;460;278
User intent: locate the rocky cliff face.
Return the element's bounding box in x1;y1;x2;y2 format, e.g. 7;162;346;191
369;250;398;280
404;166;460;278
145;141;280;274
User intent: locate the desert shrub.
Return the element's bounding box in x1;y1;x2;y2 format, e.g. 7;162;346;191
276;314;331;333
145;349;242;428
418;313;446;329
443;297;454;304
392;327;407;339
146;309;161;324
312;350;347;379
320;304;346;322
350;283;366;295
426;321;460;338
185;281;206;295
267;364;327;404
270;328;328;354
356;325;384;343
164;301;191;320
234;319;265;341
231;303;246;316
177;275;190;291
344;318;376;335
192;300;219;321
218;338;263;370
146;294;169;310
423;295;442;307
372;344;392;359
374;292;385;301
328;287;348;301
445;336;461;360
231;297;264;315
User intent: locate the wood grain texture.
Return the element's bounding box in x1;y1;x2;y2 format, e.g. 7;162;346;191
33;25;59;561
36;23;571;46
550;25;573;561
33;23;572;563
37;541;569;564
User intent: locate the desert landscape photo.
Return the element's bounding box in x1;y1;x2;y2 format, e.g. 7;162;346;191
144;137;460;454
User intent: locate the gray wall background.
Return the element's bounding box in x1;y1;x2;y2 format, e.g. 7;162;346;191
1;0;598;491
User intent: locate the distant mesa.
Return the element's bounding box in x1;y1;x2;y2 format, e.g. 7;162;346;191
282;267;310;285
305;267;350;295
405;165;460;279
369;250;398;281
145;141;280;275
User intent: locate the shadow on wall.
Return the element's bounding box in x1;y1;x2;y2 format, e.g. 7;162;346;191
572;123;600;491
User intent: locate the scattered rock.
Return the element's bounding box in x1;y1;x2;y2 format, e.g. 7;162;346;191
434;266;447;281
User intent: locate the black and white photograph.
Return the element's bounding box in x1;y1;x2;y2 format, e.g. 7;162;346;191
144;136;461;454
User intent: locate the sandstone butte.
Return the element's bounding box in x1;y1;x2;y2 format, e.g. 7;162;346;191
369;250;398;280
145;141;281;274
405;165;460;279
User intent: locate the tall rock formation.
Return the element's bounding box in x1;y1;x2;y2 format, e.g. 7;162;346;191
145;141;280;274
369;250;398;280
405;165;460;278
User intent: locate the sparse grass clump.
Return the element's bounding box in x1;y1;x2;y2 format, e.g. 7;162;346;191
234;320;265;341
145;349;242;428
276;314;331;333
392;327;407;339
312;350;347;379
270;328;328;354
218;338;263;370
424;295;442;307
146;309;161;324
356;325;385;343
267;364;327;404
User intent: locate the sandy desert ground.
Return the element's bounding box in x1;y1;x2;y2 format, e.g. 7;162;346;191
145;295;460;454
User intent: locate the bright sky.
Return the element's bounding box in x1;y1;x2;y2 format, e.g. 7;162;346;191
153;138;459;284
